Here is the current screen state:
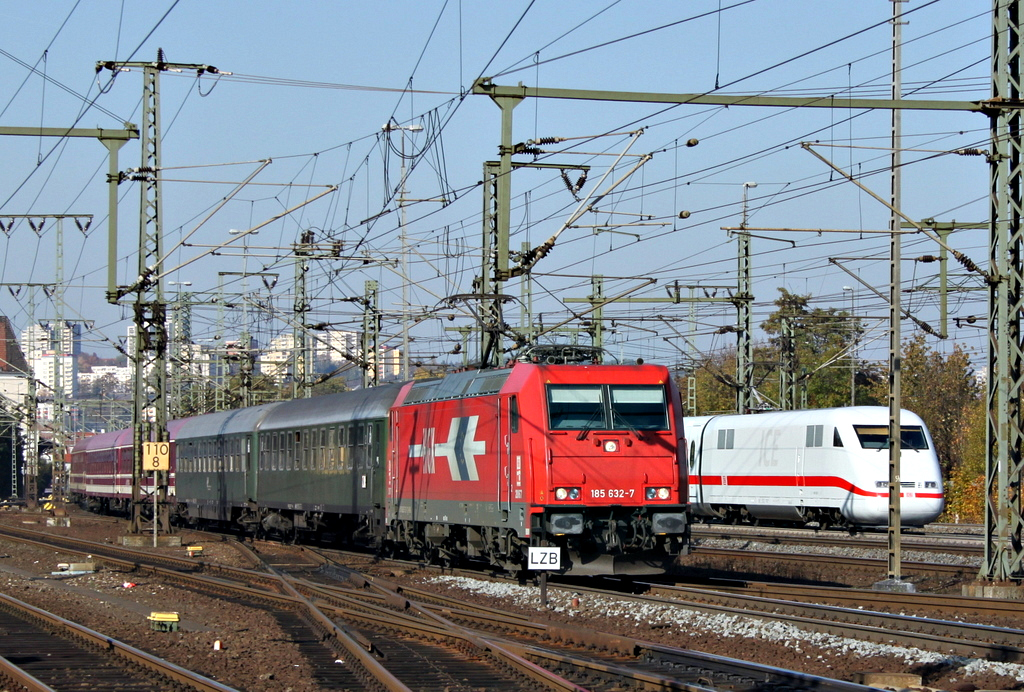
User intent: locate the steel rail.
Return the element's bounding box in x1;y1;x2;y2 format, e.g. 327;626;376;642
0;656;54;692
691;546;973;579
690;524;983;556
0;591;238;691
663;577;1024;620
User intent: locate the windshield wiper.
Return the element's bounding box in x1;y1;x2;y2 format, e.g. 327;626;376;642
575;407;605;440
612;409;644;439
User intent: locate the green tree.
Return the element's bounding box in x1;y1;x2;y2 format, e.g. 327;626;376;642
686;347;740;415
761;288;864;409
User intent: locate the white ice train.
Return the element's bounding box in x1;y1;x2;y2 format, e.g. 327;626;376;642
684;406;945;528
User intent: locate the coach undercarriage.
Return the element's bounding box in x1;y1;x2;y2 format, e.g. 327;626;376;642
703;503;847;529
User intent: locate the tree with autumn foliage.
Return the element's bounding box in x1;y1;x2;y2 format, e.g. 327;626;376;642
685;288;875;414
866;332;985;521
760;288;869;409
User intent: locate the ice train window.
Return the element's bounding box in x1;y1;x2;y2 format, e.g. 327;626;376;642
805;425;824;447
833;427;843;447
900;426;929;450
716;428;734;450
853;425;930;450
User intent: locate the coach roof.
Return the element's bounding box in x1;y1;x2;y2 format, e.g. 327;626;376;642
258;382;406;431
174;401;285;441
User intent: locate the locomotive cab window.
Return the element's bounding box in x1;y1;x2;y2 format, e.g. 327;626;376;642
610;386;669;430
853;425;930;450
546;384;669;431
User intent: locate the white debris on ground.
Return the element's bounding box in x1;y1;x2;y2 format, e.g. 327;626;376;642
426;575;1024;683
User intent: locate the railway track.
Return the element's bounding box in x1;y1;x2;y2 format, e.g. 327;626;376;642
666;575;1023;620
0;589;237;692
690;523;984;557
688;545;975;583
300;560;875;691
0;523;883;692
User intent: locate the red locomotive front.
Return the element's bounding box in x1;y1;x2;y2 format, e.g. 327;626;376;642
387;356;689;574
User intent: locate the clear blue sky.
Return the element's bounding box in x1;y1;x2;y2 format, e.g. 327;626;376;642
0;1;993;376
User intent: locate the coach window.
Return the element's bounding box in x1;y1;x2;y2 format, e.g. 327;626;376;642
716;429;734;450
340;425;350;470
805;424;824;448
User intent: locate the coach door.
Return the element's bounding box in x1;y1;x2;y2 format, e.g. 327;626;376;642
247;432;260;503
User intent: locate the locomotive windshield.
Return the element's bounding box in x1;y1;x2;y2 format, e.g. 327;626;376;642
547;384;669;431
853;425;930;450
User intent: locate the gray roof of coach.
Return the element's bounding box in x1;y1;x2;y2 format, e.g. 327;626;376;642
175;401;285;441
258;382;406;431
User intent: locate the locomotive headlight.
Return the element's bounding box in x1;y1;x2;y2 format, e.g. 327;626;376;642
924;481;938;489
554;487;580;501
645;486;671;500
875;480;888;488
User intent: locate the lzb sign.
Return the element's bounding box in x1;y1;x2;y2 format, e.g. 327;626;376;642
143;442;170;472
527;546;561;571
